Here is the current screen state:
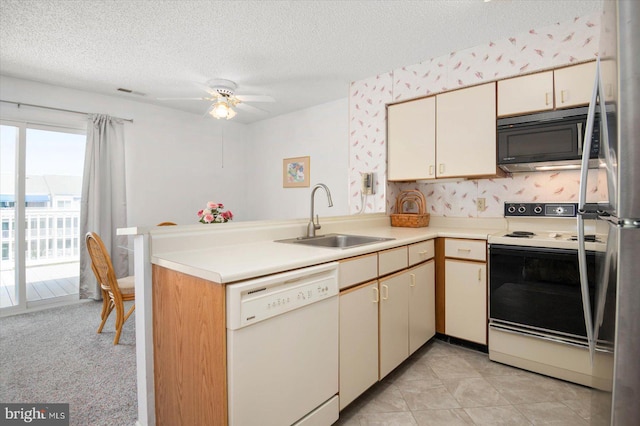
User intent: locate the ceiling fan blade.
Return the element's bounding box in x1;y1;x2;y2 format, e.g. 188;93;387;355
236;102;269;115
156;96;213;101
235;94;275;103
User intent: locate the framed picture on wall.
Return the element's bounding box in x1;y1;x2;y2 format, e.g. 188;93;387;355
283;156;310;188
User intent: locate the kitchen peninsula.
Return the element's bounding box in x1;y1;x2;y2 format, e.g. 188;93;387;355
120;214;504;426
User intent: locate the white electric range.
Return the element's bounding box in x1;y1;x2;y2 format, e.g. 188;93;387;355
488;202;607;250
487;203;612;390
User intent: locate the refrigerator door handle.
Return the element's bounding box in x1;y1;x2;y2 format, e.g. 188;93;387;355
577;58;600;365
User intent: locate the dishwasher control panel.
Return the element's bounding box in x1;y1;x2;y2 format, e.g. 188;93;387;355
226;263;339;330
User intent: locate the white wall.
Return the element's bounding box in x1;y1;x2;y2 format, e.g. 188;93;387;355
0;75;249;226
245;98;349;221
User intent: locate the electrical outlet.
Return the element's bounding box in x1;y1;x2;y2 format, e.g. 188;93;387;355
477;197;486;211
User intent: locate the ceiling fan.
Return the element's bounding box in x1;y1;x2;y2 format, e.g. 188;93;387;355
158;79;275;120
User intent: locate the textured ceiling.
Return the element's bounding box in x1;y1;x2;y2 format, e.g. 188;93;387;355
0;0;602;124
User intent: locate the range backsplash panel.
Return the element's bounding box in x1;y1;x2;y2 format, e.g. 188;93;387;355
349;13;602;217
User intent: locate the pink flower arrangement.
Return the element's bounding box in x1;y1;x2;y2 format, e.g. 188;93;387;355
197;201;233;224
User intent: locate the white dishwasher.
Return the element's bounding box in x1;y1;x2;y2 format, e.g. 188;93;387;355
226;262;339;426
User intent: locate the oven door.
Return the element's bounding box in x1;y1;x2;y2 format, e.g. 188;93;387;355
489;244;596;343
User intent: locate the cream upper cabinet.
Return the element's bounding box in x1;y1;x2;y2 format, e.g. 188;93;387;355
497;71;554;116
339;281;379;410
436;82;497;178
387;97;436;181
498;61;597;117
554;62;597;109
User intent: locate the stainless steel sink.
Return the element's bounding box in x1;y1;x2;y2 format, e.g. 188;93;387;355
276;233;394;249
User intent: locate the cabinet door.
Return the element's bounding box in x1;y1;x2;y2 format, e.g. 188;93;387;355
445;259;487;344
436;82;497;178
339;281;379;410
497;70;554;116
408;261;435;354
379;272;409;379
554;62;597;109
387;97;436;181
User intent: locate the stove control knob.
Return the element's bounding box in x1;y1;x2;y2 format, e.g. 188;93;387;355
507;205;516;214
533;205;543;214
517;205;526;214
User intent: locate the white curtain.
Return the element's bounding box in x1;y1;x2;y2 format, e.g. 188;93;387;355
79;114;129;299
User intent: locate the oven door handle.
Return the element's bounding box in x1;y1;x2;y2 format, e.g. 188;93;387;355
576;58;600;365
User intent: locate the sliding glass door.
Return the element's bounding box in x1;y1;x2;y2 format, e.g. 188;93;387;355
1;121;85;313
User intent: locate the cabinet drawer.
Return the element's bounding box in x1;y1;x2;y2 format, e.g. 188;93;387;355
378;246;408;276
444;239;486;261
339;253;378;290
408;240;435;266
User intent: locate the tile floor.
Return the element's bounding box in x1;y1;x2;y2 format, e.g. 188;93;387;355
335;338;600;425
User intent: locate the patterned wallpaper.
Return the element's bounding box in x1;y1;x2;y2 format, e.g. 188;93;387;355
348;12;603;217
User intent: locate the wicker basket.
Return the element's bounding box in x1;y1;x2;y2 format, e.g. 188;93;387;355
390;190;430;228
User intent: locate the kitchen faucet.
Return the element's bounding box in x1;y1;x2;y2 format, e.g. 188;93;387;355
307;183;333;238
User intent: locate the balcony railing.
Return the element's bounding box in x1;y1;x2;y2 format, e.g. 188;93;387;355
1;207;81;269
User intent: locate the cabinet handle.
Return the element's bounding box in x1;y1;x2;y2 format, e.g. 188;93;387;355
439;164;445;174
410;273;416;287
458;248;471;252
478;268;482;281
372;287;379;303
561;90;566;104
429;165;434;176
545;92;550;106
381;284;389;300
418;250;428;256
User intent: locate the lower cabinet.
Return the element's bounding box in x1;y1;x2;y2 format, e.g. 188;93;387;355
379;261;435;379
409;260;436;354
379;271;410;379
338;241;436;410
444;259;487;344
339;281;379;410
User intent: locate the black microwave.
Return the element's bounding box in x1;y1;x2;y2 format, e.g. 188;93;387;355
497;106;601;172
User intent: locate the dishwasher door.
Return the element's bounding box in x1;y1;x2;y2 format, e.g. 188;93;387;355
226;263;339;426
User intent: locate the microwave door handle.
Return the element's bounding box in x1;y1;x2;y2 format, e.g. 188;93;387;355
577;122;583;154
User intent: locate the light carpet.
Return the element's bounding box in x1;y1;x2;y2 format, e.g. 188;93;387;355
0;300;137;425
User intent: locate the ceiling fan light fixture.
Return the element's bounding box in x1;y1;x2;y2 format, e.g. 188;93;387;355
209;99;236;120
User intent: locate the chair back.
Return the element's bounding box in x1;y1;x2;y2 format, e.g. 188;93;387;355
85;232;121;295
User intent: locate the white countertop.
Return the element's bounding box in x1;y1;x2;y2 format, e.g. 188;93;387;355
143;215;504;284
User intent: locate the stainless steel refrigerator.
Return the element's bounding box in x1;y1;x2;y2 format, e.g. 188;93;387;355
577;1;640;424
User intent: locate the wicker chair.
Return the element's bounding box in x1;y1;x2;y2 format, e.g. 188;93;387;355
85;232;135;345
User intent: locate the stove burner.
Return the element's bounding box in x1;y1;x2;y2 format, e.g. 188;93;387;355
569;234;601;242
504;231;536;238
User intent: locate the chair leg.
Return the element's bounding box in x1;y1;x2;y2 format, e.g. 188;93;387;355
113;302;124;345
97;290;114;334
124;303;135;323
